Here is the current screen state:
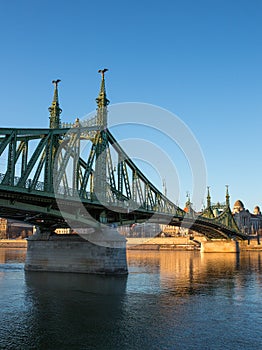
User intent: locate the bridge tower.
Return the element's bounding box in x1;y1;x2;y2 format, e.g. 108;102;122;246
207;186;211;208
202;186;214;218
44;80;62;193
225;185;230;207
93;69;110;205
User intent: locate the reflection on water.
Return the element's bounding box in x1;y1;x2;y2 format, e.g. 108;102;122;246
0;249;262;349
128;251;262;298
0;248;26;263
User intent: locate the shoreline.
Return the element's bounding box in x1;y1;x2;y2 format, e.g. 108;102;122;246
126;236;262;251
0;239;27;248
126;236;202;250
1;236;262;251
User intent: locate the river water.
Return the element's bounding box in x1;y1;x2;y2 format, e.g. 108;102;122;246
0;248;262;350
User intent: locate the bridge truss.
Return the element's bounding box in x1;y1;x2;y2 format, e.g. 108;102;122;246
0;125;181;230
0;71;247;240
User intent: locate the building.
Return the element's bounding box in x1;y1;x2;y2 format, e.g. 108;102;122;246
232;200;262;234
0;218;7;239
0;218;33;239
251;206;262;234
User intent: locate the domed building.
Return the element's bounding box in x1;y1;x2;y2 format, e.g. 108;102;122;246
253;206;261;215
232;200;251;234
232;200;262;235
232;200;245;214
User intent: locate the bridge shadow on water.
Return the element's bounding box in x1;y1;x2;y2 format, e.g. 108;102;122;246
25;270;127;295
24;271;128;350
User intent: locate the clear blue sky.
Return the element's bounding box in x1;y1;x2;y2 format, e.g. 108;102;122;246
0;0;261;210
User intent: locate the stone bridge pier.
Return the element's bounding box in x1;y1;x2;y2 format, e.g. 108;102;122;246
25;227;128;275
200;240;240;253
200;238;262;252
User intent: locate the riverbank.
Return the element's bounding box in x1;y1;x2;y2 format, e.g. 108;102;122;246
126;236;204;250
0;237;198;250
1;236;262;251
126;236;262;251
0;239;27;248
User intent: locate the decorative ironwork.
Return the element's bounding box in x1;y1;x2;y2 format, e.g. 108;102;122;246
49;79;62;129
0;71;248;239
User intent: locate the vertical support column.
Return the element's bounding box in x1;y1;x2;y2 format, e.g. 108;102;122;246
118;154;123;196
21;140;28;175
145;183;149;210
132;171;137;203
73;129;80;195
90;172;94;200
2;131;16;186
6;134;16;186
44;133;52;192
94;130;108;203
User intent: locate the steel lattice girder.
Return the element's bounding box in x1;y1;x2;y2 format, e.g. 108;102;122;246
0;127;246;239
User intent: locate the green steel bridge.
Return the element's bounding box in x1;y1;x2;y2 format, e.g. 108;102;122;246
0;71;247;241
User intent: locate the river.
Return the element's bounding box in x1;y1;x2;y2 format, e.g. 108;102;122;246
0;248;262;349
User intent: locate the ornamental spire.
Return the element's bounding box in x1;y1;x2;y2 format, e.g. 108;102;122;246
207;186;211;208
49;79;62;129
96;69;109;128
96;68;110;109
225;185;230;207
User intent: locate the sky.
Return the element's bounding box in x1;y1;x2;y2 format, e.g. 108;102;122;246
0;0;261;211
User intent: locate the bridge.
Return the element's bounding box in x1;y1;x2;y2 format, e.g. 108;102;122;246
0;70;248;273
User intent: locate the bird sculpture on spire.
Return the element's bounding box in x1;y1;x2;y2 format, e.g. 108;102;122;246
98;68;108;78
